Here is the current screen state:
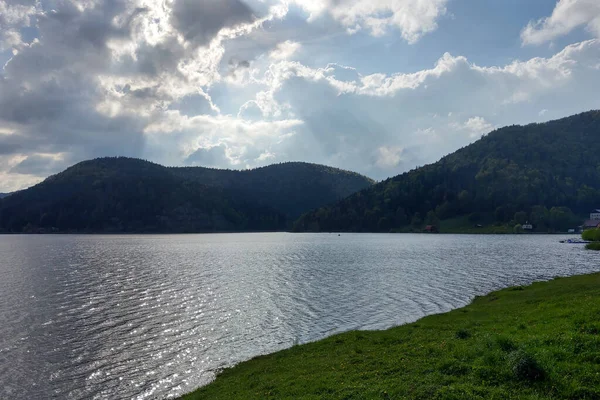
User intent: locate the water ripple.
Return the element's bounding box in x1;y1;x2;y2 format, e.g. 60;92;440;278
0;233;597;399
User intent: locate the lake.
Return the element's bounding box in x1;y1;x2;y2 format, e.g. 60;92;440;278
0;233;597;399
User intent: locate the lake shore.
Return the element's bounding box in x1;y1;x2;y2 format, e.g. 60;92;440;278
180;272;600;399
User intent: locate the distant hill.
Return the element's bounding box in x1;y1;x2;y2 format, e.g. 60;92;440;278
294;111;600;233
0;193;10;199
0;158;373;233
173;162;374;219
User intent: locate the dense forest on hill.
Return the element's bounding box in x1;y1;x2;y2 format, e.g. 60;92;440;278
0;158;373;233
294;111;600;233
173;162;374;219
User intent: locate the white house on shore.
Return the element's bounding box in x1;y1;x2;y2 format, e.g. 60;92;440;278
591;209;600;220
522;221;533;230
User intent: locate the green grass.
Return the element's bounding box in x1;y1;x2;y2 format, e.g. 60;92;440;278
585;242;600;251
582;229;600;242
582;229;600;250
180;273;600;400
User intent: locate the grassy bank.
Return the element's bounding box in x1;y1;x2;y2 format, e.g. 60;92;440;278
181;273;600;399
583;229;600;250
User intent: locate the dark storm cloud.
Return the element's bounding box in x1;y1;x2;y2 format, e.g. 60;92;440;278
0;0;147;167
1;0;261;188
170;0;255;46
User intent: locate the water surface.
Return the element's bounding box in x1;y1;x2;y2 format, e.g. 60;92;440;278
0;233;597;399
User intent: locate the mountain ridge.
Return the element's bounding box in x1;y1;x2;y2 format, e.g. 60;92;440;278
294;110;600;233
0;158;374;233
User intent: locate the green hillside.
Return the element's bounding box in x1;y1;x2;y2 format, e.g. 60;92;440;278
294;111;600;233
173;162;375;219
0;158;373;233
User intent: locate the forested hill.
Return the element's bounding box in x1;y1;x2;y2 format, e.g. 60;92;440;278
0;158;373;233
294;110;600;233
0;193;10;199
173;162;374;219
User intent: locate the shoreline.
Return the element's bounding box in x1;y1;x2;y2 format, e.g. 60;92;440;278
0;230;580;236
179;272;600;399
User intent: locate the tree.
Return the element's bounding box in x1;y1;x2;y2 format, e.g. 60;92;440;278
425;210;440;226
411;212;423;228
395;207;408;226
293;111;600;232
549;207;578;232
514;224;524;234
378;217;392;232
514;211;528;225
530;206;549;231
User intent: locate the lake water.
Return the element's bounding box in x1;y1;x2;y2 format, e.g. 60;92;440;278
0;233;597;399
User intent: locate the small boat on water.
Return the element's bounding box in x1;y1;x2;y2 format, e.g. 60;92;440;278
559;238;591;244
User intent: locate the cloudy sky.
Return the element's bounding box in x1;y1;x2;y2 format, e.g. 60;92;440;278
1;0;600;191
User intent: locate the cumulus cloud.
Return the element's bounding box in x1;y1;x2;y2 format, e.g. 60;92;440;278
268;40;600;101
0;0;288;190
375;146;404;168
521;0;600;45
269;40;301;60
185;144;231;167
238;39;600;177
170;0;255;46
1;0;600;192
0;0;147;172
143;110;303;169
0;0;38;50
291;0;448;43
462;117;494;138
10;153;70;176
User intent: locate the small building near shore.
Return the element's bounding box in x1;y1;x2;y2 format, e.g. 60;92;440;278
522;221;533;231
590;210;600;220
582;220;600;229
424;225;438;233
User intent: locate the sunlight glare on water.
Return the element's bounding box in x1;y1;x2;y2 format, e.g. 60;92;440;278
0;233;597;399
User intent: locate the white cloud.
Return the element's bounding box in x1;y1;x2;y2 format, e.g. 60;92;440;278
269;40;301;60
144;110;303;168
290;0;448;43
2;0;600;191
521;0;600;45
462;117;494;138
376;146;404;168
0;0;39;50
0;154;47;192
236;39;600;178
257;40;600;102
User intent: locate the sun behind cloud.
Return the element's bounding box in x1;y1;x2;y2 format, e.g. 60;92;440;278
0;0;600;191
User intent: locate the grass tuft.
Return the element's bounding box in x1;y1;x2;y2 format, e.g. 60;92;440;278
585;242;600;251
495;335;518;352
455;329;471;339
507;349;545;382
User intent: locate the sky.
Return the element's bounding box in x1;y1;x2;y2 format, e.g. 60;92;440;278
1;0;600;192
